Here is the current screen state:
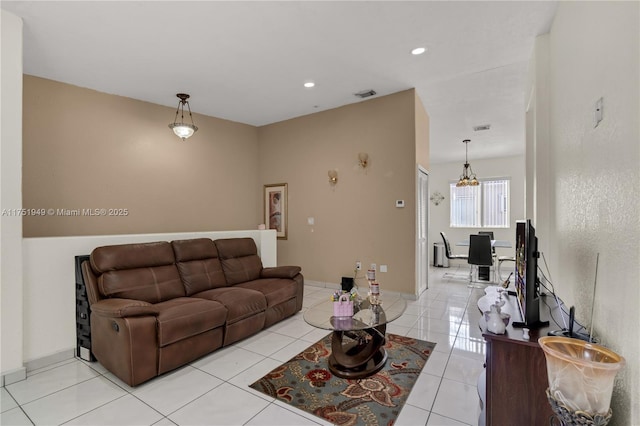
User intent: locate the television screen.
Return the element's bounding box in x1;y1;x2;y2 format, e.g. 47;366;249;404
513;220;549;328
515;221;527;322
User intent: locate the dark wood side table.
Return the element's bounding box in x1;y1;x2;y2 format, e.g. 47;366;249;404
477;287;555;426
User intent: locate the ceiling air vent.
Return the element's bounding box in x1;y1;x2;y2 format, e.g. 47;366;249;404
473;124;491;131
354;89;377;99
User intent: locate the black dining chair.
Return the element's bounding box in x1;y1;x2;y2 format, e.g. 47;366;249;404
467;234;493;287
478;231;497;279
440;232;468;262
478;231;495;254
440;232;468;279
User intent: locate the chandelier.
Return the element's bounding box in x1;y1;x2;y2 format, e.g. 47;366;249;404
168;93;198;141
456;139;479;187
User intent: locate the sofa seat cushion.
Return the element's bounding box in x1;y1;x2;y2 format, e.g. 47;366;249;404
153;298;227;347
235;279;298;308
192;287;266;325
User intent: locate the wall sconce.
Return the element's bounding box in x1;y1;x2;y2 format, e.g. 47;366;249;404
358;152;369;169
168;93;198;141
328;170;338;185
430;191;445;206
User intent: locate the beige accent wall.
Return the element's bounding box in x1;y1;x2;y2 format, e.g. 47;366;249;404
258;89;425;295
22;76;259;237
22;79;428;296
415;93;430;170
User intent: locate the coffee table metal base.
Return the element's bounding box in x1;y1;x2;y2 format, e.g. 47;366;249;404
328;324;387;379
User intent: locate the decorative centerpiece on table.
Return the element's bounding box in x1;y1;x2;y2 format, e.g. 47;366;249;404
331;289;357;317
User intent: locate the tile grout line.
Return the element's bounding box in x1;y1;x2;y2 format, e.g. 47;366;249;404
424;277;477;425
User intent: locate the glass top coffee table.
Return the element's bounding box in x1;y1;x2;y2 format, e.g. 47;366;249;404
303;293;407;379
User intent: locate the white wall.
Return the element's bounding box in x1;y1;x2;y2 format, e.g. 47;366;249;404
428;155;525;267
21;230;277;364
0;10;25;385
525;34;553;260
530;2;639;424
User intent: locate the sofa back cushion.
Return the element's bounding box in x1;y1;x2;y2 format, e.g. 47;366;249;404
172;238;227;295
214;238;263;285
90;241;184;303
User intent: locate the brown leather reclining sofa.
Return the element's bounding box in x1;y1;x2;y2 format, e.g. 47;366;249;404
81;237;303;386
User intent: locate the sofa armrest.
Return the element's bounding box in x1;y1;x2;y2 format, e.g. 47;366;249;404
90;298;157;318
261;266;302;279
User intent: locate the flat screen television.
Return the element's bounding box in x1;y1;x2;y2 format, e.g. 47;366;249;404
512;220;549;329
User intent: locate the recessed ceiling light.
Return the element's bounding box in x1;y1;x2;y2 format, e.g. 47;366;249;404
304;82;315;88
411;47;427;55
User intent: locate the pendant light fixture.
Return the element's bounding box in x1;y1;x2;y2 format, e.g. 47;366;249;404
168;93;198;141
456;139;479;187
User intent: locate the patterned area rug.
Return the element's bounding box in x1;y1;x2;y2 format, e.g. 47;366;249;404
249;333;436;426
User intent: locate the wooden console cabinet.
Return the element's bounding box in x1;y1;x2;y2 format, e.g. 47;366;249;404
478;288;555;425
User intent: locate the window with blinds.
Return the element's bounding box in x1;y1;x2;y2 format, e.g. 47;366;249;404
450;178;510;228
450;184;481;227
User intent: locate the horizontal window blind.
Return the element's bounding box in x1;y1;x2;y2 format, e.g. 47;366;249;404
483;179;509;227
450;178;510;228
450;185;480;227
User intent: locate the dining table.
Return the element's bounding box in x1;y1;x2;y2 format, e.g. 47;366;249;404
455;239;512;248
456;239;513;282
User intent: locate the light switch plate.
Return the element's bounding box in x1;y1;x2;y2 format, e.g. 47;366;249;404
594;97;603;128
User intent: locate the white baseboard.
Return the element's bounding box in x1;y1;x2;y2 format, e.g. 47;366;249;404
305;280;340;290
2;348;76;387
305;280;417;301
1;366;26;387
25;348;75;373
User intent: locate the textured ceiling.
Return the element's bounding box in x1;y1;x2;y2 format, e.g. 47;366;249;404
2;1;557;163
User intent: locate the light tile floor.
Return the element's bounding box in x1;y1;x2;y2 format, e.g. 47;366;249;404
1;266;486;426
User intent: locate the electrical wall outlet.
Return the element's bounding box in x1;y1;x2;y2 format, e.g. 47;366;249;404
355;261;362;270
370;263;377;271
380;265;388;273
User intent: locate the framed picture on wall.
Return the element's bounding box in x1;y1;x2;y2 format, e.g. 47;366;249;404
264;183;288;240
